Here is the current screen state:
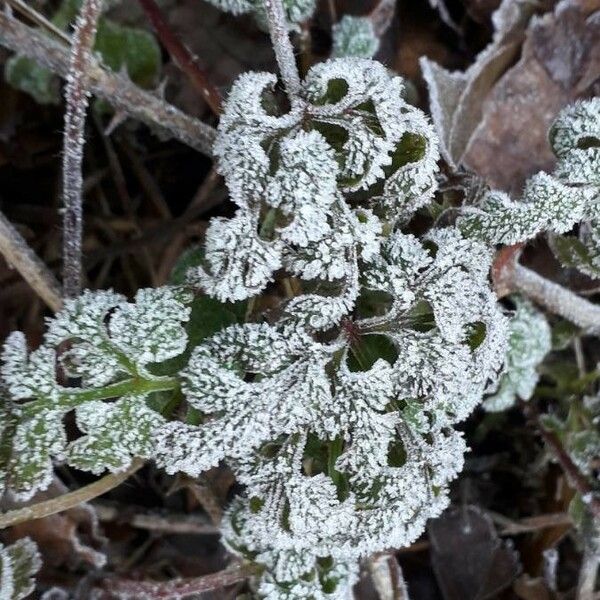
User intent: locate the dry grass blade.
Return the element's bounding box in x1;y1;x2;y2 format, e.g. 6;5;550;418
0;210;63;312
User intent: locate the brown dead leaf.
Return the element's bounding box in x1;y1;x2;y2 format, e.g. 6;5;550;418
514;574;554;600
464;0;600;192
428;505;521;600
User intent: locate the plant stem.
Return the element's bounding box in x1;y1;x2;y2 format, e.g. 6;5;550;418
521;401;600;520
0;209;63;312
492;245;600;333
0;11;216;155
263;0;301;101
61;0;104;297
0;459;144;529
100;563;261;598
137;0;222;115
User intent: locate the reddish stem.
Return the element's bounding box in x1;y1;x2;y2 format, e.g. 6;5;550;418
137;0;222;115
521;401;600;519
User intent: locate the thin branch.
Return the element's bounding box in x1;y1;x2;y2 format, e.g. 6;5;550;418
137;0;222;115
0;11;216;155
3;0;70;44
100;563;261;598
93;502;219;535
0;460;144;529
61;0;104;297
263;0;302;101
521;401;600;520
493;245;600;333
0;210;63;311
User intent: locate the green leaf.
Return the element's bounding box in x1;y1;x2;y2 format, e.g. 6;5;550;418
95;19;161;88
0;538;41;600
4;56;60;105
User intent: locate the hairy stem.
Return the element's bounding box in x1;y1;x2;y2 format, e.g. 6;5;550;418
263;0;301;101
0;210;63;312
137;0;222;115
62;0;104;297
0;11;216;155
100;563;261;598
0;459;144;529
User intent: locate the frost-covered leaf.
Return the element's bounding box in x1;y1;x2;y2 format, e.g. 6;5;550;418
458;98;600;245
0;288;186;499
484;297;551;412
332;16;379;59
458;173;594;245
188;210;282;302
0;538;41;600
65;395;163;474
46;287;192;383
203;0;316;27
549;222;600;280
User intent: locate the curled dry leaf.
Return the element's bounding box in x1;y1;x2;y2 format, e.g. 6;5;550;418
464;0;600;192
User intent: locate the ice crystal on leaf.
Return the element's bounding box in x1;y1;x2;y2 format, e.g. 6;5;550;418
484;297;551;412
194;57;439;328
204;0;316;27
0;538;41;600
459;98;600;248
0;287;190;500
332;16;379;59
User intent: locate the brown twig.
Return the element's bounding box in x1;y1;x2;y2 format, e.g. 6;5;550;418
0;460;144;529
521;401;600;519
100;562;261;598
137;0;222;115
0;210;63;312
61;0;103;297
93;501;219;535
0;11;216;156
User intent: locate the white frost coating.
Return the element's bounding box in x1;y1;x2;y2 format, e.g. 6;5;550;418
484;297;551;412
199;58;439;327
203;0;316;27
332;16;379;59
0;538;41;600
0;286;191;499
168;224;508;595
459;98;600;246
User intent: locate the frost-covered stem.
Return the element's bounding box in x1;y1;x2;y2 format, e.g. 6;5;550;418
263;0;302;101
101;563;262;598
0;210;63;312
0;11;216;155
577;547;600;600
0;459;144;529
137;0;222;115
62;0;103;297
521;401;600;520
511;264;600;332
493;246;600;332
369;553;410;600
